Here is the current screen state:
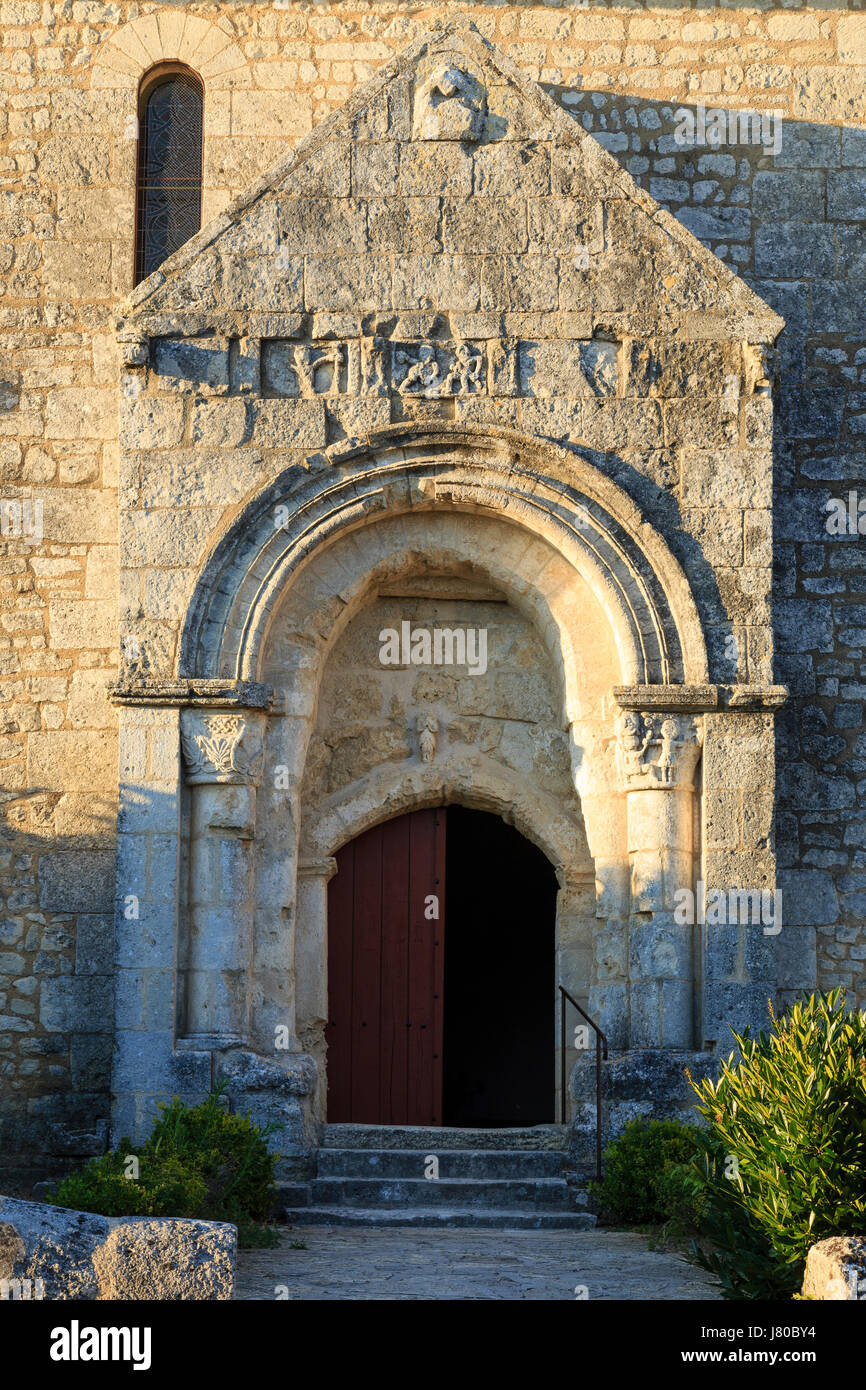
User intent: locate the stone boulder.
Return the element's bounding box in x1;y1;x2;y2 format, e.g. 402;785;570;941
802;1237;866;1300
0;1196;236;1300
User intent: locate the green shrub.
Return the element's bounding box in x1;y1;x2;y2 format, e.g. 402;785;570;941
590;1117;703;1226
688;990;866;1300
49;1084;281;1247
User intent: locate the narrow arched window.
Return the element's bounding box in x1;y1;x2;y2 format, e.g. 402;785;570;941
135;66;203;285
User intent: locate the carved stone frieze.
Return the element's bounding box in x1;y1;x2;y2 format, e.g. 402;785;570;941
249;335;619;401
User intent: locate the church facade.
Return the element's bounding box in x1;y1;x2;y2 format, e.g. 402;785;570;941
0;5;863;1183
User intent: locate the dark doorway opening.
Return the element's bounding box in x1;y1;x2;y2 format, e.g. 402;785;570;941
442;806;558;1127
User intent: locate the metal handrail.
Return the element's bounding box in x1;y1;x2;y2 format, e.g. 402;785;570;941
559;985;609;1182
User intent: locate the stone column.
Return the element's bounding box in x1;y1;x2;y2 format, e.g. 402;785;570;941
616;709;703;1048
179;709;267;1047
295;857;337;1119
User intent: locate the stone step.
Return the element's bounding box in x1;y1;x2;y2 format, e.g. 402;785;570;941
316;1148;566;1179
282;1205;597;1230
320;1123;568;1151
305;1176;573;1209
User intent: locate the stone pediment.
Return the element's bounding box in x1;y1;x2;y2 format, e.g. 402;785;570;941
118;17;783;366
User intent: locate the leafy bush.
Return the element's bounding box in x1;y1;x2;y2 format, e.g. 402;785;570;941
590;1117;703;1226
688;990;866;1300
49;1084;281;1248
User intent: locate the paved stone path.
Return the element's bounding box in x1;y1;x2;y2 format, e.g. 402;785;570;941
236;1226;721;1300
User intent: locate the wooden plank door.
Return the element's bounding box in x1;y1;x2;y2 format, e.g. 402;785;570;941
326;807;446;1124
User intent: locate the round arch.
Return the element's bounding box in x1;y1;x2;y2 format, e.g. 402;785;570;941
179;424;710;691
298;754;593;886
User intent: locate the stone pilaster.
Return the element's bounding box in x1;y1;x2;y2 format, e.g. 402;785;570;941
295;858;338;1119
179;709;267;1047
616;709;704;1048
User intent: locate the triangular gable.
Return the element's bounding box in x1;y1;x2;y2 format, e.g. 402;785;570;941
119;18;783;346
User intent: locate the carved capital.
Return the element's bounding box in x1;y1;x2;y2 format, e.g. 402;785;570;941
180;709;266;786
616;710;703;791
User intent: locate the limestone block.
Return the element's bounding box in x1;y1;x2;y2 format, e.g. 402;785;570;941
39;975;113;1032
191;400;248;450
75;914;113;977
777;869;839;929
305;255;391;312
120;509;222;569
45;390;116;442
119;398;185;451
49;599;115;651
352;142;400;199
114;901;177;972
326;398;391;440
473;142;550;197
702;980;774;1044
792;66;866;123
367;197;441;253
0;1196;236;1300
400;142;473;197
681;450;772;509
802;1238;866;1300
28;731;117;794
37;137;111;187
703;721;774;791
31;490;115;545
442;197;528;254
628;920;694;982
85;547;118;600
392;253;480;311
703;921;739;980
250;399;325;449
216;1050;317;1169
205;139;280;195
482;255;558;311
114;968;175;1031
140;450;257;510
231;90;312;138
42;242;111;300
54;794;116;847
837;16;866;65
118;783;181;837
527;197;602;252
486;83;553;143
630;978;693;1048
67;669;113;730
280;198;368;254
92;1219;236;1301
112;1029;209;1097
152;339;230;395
282;142;351;198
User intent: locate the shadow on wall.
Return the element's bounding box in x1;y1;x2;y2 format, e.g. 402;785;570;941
545;89;864;1003
0;792;117;1188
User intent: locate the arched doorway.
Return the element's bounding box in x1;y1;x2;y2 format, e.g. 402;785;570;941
325;805;557;1127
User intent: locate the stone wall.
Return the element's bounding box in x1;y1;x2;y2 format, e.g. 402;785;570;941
0;2;864;1174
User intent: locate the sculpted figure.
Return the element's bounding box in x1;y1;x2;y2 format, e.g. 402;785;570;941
397;344;442;396
617;710;652;785
442;342;483;396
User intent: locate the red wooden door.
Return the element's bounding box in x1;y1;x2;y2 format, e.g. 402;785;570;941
326;808;446;1124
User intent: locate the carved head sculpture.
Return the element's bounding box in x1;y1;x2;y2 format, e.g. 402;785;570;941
412;63;487;142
